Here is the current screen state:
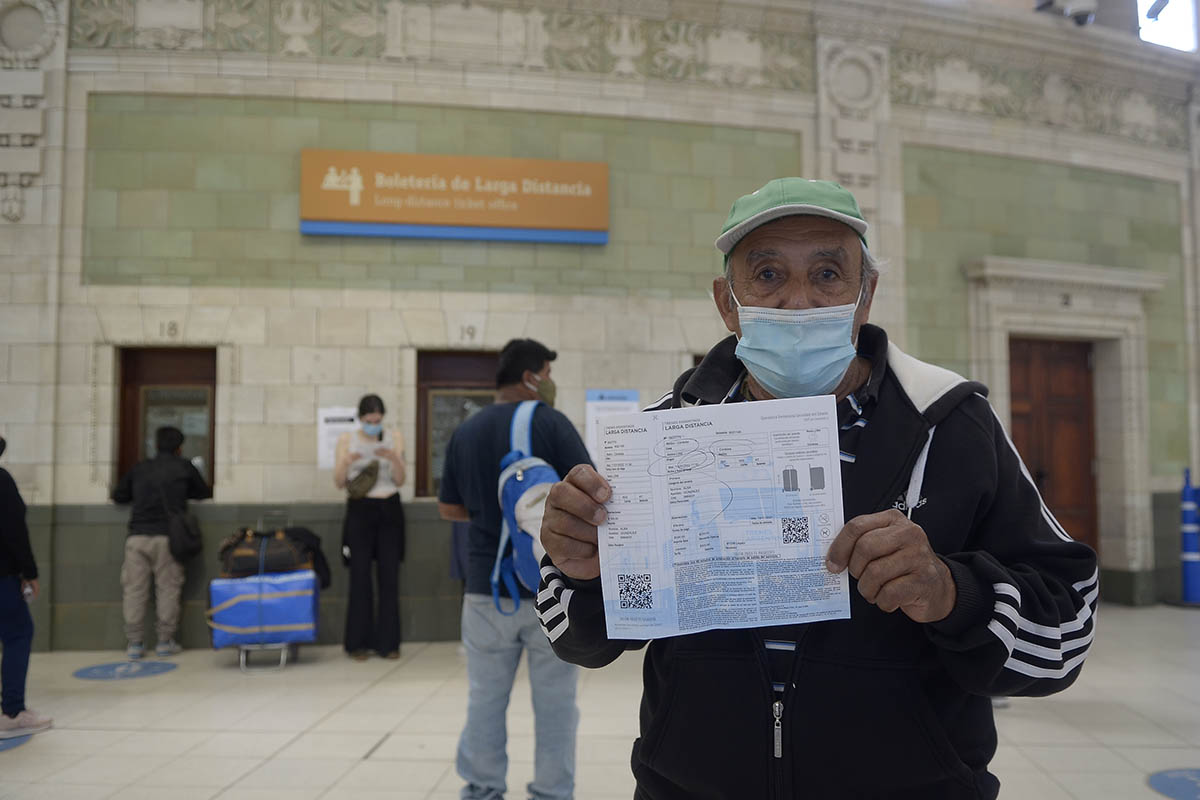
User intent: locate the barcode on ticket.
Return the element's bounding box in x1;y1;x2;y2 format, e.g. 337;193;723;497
617;572;653;609
782;516;810;544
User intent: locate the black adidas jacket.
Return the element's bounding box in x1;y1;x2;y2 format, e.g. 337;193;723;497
537;326;1098;799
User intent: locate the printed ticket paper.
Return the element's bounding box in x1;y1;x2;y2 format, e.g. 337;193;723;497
595;397;851;639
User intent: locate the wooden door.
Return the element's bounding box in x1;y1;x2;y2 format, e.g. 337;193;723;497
1008;338;1098;552
118;348;217;485
416;350;499;497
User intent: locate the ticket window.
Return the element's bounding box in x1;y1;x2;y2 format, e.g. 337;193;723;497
416;350;499;497
118;348;216;484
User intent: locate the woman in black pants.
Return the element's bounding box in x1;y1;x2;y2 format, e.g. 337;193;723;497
334;395;406;661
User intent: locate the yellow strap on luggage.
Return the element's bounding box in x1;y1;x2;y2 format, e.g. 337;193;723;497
205;589;315;634
207;621;315;634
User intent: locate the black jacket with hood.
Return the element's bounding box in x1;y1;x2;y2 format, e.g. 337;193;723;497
537;326;1098;799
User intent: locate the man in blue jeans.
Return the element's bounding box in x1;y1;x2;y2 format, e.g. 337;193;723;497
438;339;591;800
0;437;52;739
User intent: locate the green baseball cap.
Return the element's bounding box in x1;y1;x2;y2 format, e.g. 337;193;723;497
715;178;869;255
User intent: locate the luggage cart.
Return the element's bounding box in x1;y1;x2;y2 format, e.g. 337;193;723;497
244;508;308;675
245;508;294;674
208;569;318;674
208;508;319;674
237;641;296;673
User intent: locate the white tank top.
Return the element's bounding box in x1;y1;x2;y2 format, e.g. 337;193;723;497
346;431;401;499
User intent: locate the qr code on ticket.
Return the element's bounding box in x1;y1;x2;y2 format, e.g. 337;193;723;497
782;516;811;544
617;573;654;610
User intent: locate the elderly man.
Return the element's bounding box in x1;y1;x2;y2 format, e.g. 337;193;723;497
536;178;1098;799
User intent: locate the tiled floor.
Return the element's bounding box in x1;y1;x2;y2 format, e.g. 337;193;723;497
3;602;1198;799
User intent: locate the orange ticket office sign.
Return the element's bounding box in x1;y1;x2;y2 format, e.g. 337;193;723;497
300;150;609;244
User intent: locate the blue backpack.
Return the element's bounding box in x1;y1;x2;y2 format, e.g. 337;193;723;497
492;400;560;615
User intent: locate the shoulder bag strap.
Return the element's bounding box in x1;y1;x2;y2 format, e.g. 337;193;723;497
510;400;540;457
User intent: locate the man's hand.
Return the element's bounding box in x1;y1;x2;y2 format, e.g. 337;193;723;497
541;464;611;581
22;579;39;602
825;509;957;623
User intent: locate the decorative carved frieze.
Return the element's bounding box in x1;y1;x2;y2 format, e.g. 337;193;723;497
541;11;616;75
134;0;204;49
384;2;548;68
69;0;817;92
274;0;319;57
69;0;132;48
213;0;267;52
61;0;1197;152
537;11;813;89
890;47;1189;150
323;0;376;58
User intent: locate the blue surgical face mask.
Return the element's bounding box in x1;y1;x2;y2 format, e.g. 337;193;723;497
361;422;383;437
730;282;864;398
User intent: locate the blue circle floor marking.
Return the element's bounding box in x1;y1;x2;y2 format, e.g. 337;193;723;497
73;661;178;681
1149;769;1200;799
0;735;32;752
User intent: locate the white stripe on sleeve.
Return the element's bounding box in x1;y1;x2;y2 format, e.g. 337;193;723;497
984;578;1097;679
981;397;1074;543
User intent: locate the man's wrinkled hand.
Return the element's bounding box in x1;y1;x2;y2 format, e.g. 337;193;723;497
825;509;956;623
541;464;611;581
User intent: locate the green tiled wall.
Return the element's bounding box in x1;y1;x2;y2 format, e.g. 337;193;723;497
83;95;803;297
903;145;1188;477
24;502;461;652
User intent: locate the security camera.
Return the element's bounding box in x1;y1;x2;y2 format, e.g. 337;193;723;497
1067;2;1096;25
1034;0;1096;25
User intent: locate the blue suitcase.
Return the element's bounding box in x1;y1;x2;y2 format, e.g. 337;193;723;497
207;569;319;650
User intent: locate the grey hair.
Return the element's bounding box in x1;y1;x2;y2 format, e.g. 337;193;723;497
862;245;881;281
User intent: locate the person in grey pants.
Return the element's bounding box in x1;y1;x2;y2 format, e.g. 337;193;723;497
438;339;591;800
111;426;211;659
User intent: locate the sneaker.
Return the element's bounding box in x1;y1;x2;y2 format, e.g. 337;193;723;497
351;650;370;662
126;641;144;660
0;709;53;739
155;640;182;658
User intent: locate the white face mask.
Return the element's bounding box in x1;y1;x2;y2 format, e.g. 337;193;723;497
525;374;556;406
730;281;865;398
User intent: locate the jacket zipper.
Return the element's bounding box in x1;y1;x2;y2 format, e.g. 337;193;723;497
755;629;808;800
752;637;782;799
772;699;784;758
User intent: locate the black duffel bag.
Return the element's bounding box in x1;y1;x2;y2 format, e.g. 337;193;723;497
219;529;311;577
